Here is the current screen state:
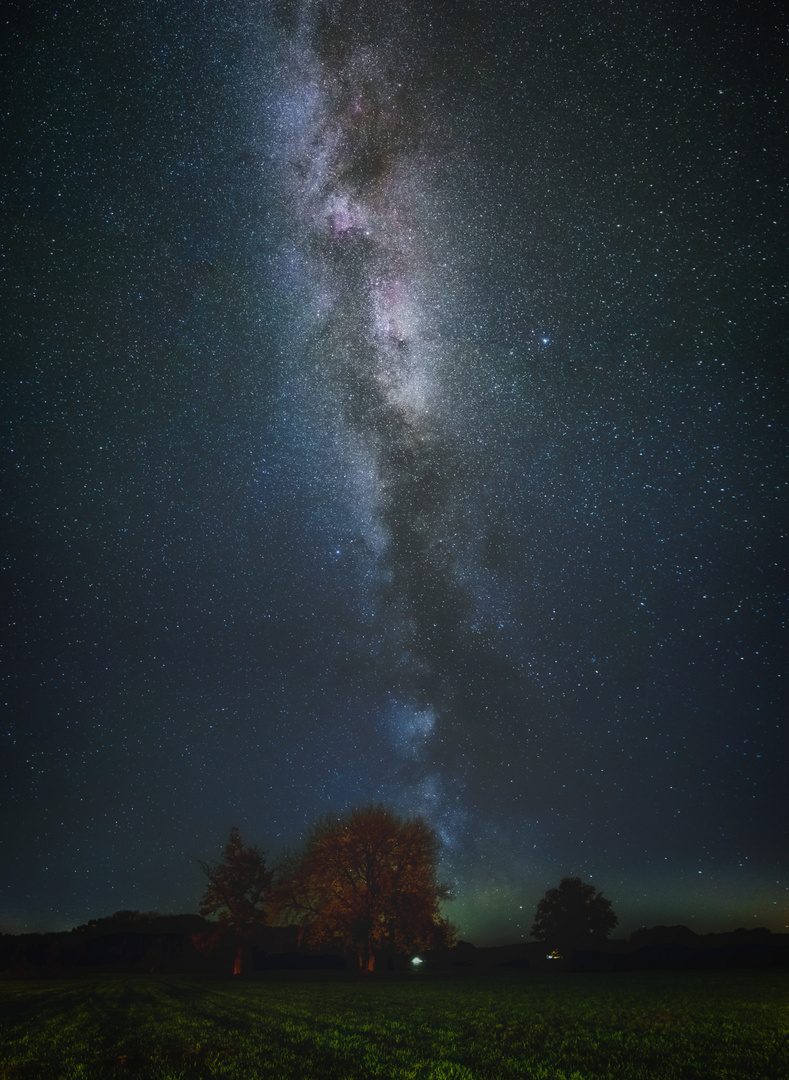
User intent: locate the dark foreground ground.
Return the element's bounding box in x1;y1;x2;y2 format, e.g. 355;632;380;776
1;970;787;1079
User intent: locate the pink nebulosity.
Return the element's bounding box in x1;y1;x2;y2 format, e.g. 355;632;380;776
330;206;357;236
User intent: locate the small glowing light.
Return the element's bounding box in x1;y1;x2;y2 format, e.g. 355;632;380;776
411;956;423;966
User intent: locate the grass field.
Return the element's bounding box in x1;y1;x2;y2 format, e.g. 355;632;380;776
0;971;786;1079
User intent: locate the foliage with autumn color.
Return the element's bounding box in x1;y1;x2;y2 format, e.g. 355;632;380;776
273;805;456;971
195;827;272;974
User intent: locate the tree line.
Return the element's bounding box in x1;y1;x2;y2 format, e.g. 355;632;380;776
197;804;618;975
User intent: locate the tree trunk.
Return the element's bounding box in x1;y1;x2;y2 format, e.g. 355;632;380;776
367;953;375;973
233;942;243;976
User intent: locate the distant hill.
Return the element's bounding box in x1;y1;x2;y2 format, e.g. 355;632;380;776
0;912;299;975
572;927;789;973
2;916;786;976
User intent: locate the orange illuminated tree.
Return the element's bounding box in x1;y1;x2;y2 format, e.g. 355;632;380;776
275;804;455;972
196;827;272;975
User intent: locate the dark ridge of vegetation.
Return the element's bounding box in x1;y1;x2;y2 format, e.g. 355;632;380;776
2;913;787;978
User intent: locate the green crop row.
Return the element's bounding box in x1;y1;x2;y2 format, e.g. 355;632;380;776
1;971;786;1079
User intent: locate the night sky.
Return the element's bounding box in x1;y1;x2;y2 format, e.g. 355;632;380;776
3;0;786;945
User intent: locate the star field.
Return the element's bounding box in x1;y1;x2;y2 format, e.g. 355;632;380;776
2;0;786;943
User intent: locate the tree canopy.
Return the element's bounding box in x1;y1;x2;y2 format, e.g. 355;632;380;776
197;827;272;974
274;804;455;971
531;877;618;952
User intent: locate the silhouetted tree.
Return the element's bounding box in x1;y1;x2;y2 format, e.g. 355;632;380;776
273;804;455;972
196;827;272;975
531;877;618;952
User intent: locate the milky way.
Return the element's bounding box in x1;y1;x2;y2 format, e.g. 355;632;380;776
265;0;528;843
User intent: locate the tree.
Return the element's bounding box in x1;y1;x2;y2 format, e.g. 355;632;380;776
196;827;272;975
274;804;456;972
531;877;618;953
